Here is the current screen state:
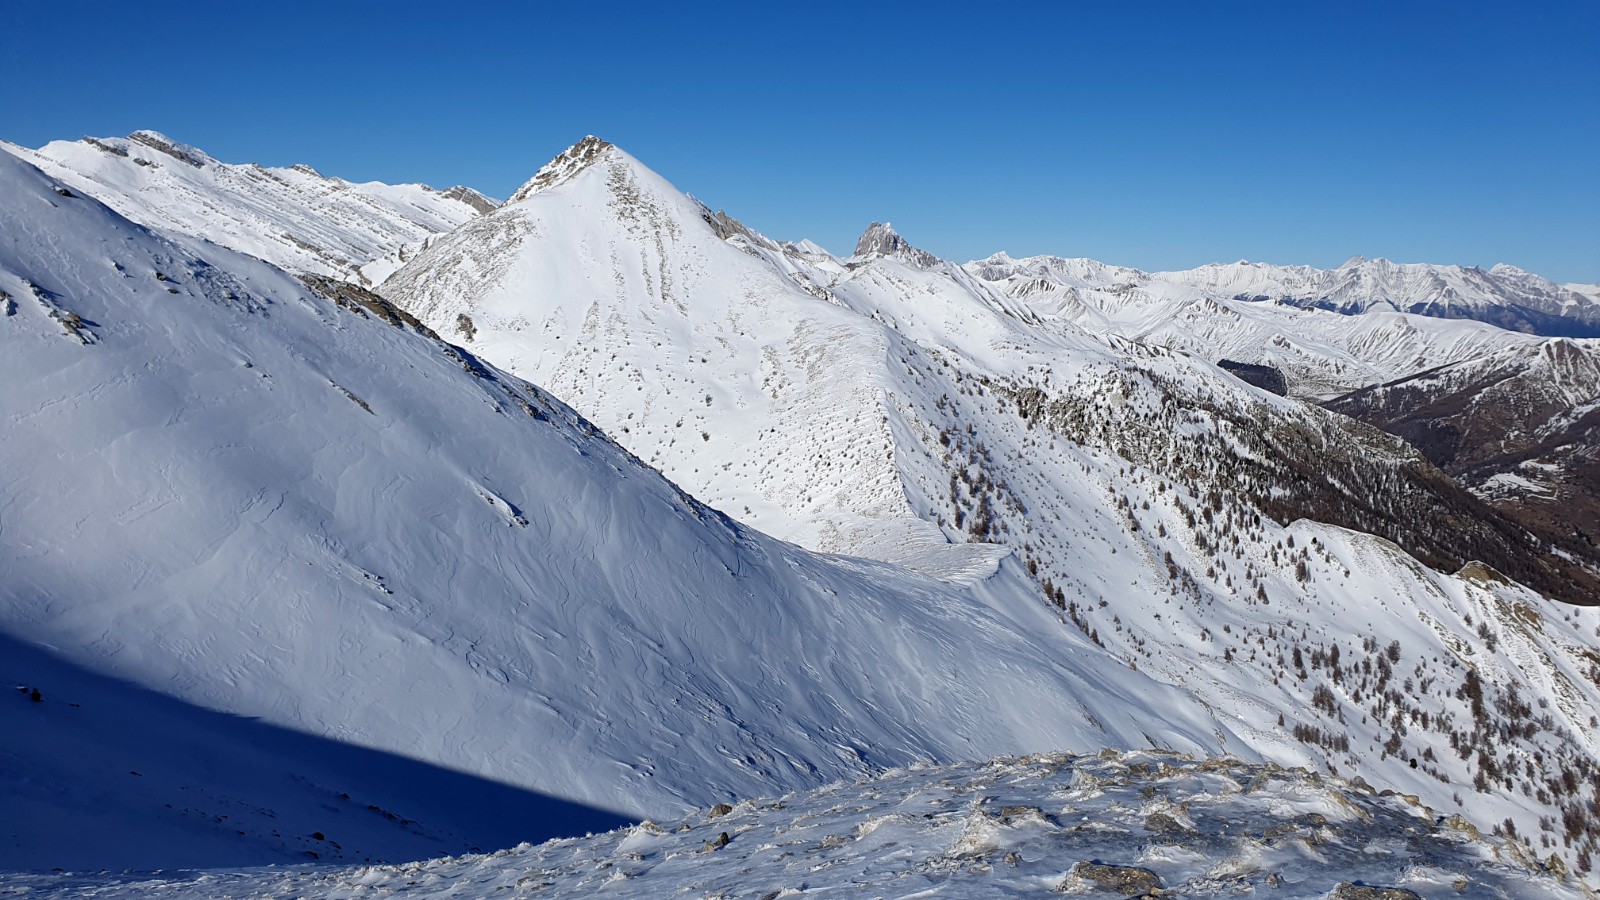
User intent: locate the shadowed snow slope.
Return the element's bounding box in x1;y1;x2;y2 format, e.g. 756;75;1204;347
9;752;1585;898
2;132;491;282
0;149;1243;870
0;634;630;872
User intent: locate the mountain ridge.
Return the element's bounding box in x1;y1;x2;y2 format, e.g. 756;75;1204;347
0;131;494;282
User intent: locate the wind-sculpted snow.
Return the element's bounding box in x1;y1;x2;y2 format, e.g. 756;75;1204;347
0;149;1254;870
11;752;1586;899
383;137;1600;878
1;131;491;282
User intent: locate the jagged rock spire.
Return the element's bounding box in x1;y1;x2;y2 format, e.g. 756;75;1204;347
853;222;938;268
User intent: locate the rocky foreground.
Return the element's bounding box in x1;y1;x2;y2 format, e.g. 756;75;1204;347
8;751;1586;898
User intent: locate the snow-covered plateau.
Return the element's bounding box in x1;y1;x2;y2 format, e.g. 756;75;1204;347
3;131;1599;893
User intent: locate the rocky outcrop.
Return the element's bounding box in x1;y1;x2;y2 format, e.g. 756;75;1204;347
438;185;499;215
853;221;940;268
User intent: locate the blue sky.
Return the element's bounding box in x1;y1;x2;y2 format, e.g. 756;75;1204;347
4;1;1597;282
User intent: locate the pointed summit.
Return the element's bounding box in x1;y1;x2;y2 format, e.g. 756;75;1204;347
853;221;938;268
508;135;615;203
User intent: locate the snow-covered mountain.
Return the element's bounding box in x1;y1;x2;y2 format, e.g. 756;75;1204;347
380;136;1600;876
968;252;1565;399
1;131;492;282
12;751;1586;898
1;142;1258;872
7;126;1600;885
1329;338;1600;559
381;138;994;574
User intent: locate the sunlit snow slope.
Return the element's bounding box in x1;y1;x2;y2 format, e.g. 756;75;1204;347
0;148;1248;871
383;138;996;576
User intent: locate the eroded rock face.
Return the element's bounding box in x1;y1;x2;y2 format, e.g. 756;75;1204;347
127;130;208;168
439;184;500;215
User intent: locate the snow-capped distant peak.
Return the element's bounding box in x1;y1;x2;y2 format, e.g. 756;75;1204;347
507;135;615;203
435;184;499;214
784;237;832;257
852;221;939;268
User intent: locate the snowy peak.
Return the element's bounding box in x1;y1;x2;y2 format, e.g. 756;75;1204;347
507;135;615;203
853;221;939;268
1196;256;1600;336
1564;282;1600;303
966;252;1149;289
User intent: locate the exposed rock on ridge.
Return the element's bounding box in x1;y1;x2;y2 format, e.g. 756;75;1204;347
507;135;614;203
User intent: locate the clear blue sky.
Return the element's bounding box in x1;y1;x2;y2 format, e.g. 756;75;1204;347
4;0;1597;282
